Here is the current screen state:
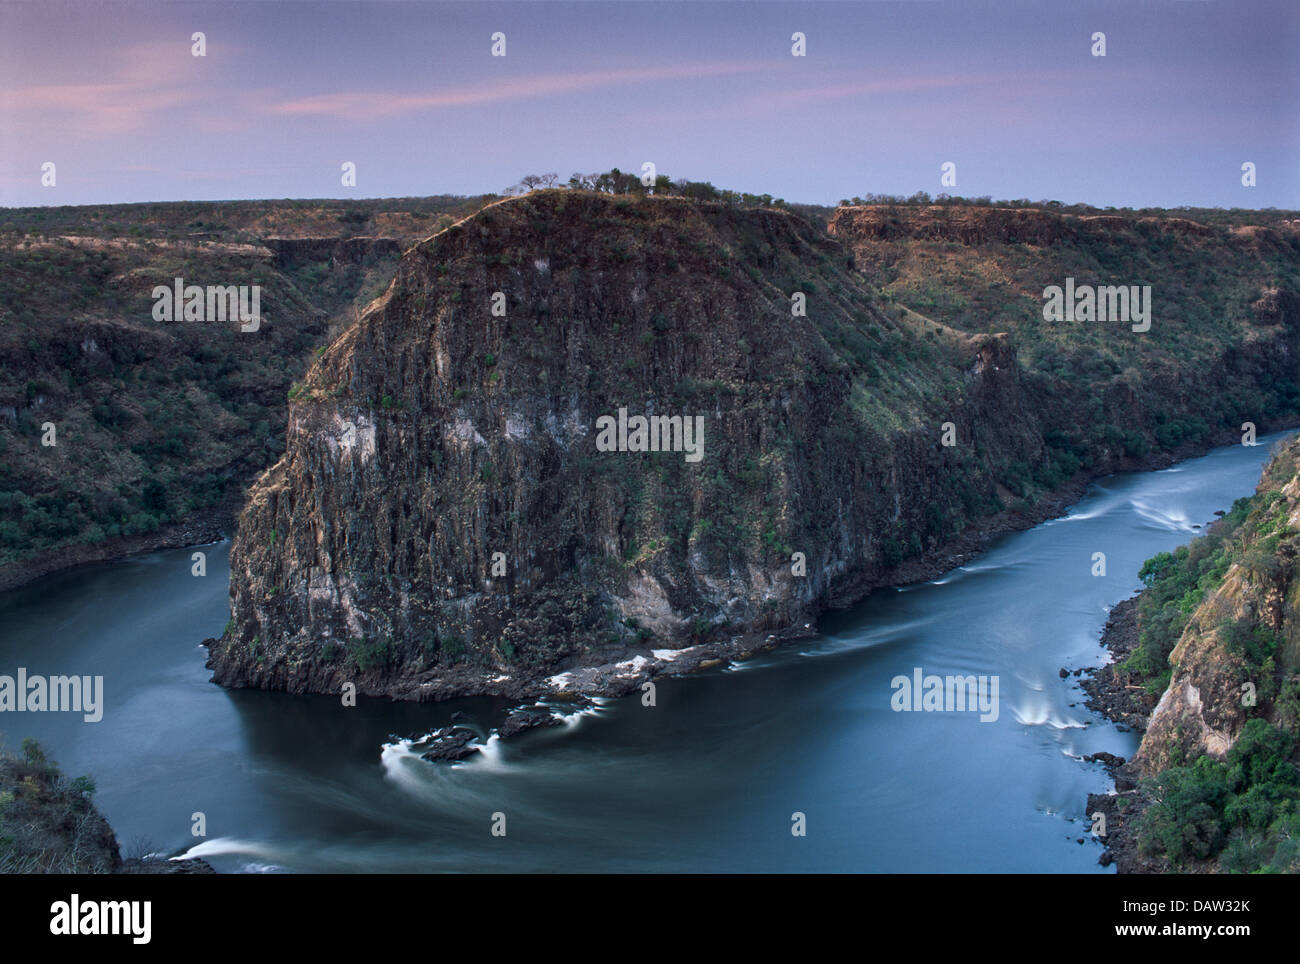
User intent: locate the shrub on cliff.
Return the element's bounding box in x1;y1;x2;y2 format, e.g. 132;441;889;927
1119;496;1252;691
1136;720;1300;871
0;739;119;874
348;635;394;672
1136;756;1230;862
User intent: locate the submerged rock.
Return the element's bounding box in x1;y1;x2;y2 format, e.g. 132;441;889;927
419;727;480;762
498;708;562;738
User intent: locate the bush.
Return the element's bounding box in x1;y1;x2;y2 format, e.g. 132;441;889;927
1218;617;1278;667
350;636;394;671
0;741;115;873
1137;756;1230;862
1123;430;1149;458
1138;720;1300;869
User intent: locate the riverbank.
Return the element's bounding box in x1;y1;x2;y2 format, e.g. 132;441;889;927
211;419;1300;737
0;500;231;594
0;741;215;875
1080;430;1300;873
1080;596;1167;872
1080;597;1156;734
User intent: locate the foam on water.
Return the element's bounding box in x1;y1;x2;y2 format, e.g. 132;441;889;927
542;696;606;731
177;837;279;862
1008;696;1087;730
1130;497;1193;531
454;733;504;770
1048;489;1123;523
380;736;445;789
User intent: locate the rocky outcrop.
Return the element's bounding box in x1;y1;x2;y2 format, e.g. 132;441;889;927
1134;443;1300;774
208;190;1046;700
207;191;1300;704
1252;286;1300;327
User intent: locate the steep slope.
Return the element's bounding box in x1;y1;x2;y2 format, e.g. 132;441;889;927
208;190;1045;699
1089;435;1300;872
830;204;1300;469
0;235;324;586
1135;438;1300;775
0;195;491;590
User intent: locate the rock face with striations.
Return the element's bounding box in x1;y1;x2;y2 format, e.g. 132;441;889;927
1133;436;1300;775
207;190;1043;700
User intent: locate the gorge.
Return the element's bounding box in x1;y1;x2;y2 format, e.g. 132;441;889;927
3;187;1299;874
204;190;1300;707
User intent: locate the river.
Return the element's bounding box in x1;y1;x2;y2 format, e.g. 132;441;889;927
1;431;1294;872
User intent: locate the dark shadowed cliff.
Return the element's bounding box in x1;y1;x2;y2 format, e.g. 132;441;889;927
208;190;1048;699
208;192;1300;703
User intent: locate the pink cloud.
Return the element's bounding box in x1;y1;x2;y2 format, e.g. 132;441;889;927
1;41;227;136
266;61;768;120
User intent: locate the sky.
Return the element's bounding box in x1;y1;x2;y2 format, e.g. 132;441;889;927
1;0;1296;210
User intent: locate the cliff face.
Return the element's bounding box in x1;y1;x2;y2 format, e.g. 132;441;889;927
208;190;1043;699
0;195;488;591
1089;437;1300;873
1135;439;1300;774
208;193;1300;702
829;204;1300;473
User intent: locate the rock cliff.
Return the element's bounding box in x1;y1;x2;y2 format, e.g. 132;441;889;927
208;190;1043;699
1135;438;1300;774
1088;435;1300;872
210;192;1300;702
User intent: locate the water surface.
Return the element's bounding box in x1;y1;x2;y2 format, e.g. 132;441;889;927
1;432;1292;872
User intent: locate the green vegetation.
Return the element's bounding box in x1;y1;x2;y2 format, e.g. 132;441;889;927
835;192;1300;231
1120;442;1299;695
506;168;789;212
349;635;393;671
841;202;1300;473
0;195;492;572
0;194;488;244
1121;438;1300;872
1119;503;1248;692
1137;720;1299;872
0;739;116;873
